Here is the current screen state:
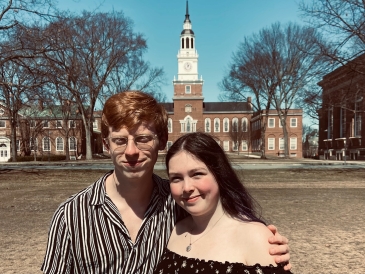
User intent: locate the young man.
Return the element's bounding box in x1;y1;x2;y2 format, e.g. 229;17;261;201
42;91;291;274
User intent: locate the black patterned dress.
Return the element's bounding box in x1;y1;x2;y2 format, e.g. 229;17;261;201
153;249;292;274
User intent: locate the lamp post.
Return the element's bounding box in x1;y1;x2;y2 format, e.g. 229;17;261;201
343;139;347;165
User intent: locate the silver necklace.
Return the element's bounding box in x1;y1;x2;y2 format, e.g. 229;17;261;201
186;213;224;252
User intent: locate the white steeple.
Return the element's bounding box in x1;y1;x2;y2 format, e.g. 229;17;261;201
176;1;200;81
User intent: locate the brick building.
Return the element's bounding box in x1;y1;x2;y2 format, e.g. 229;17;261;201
159;2;303;157
318;54;365;160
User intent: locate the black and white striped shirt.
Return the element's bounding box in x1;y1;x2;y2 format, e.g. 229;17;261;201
41;171;184;274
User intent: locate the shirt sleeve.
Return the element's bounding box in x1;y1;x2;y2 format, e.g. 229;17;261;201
41;204;73;274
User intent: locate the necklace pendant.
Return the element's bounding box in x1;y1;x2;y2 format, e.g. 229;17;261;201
186;244;191;252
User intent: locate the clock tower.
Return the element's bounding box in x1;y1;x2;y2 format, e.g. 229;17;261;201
173;0;204;99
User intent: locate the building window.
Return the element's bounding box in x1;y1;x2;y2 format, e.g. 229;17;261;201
290;118;297;127
56;120;62;128
191;38;194;48
355;100;362;136
30;120;35;128
214;118;220;132
0;108;4;115
185;104;192;113
242;140;248;151
223;118;229;132
166;141;173;151
43;120;49;128
186;37;189;48
268;138;275;150
0;120;5;128
93;120;98;130
185;85;191;94
16;140;20;151
205;118;211;132
232;141;238;151
181;38;184;49
242;118;248;132
168;118;173;133
30;137;38;151
268;118;275;128
223;141;229;151
69;137;77;151
56;137;64;151
180;116;196;133
232;118;238;132
279;138;285;150
69;120;76;128
290;137;297;150
328;107;333;138
43;137;51;151
340;108;346;138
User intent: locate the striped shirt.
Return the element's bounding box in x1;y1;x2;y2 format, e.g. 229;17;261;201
41;171;185;274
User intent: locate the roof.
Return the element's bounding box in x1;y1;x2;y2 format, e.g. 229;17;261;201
160;102;252;114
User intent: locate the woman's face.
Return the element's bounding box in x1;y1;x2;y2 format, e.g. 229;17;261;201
168;151;220;217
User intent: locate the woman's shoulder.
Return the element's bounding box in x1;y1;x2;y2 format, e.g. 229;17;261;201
234;220;277;266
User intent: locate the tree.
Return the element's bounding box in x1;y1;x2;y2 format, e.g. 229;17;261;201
299;0;365;66
221;22;325;158
228;118;250;155
38;11;165;160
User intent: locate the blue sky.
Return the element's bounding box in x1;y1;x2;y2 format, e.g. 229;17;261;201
57;0;305;102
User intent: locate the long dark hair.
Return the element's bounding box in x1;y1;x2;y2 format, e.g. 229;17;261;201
166;132;265;224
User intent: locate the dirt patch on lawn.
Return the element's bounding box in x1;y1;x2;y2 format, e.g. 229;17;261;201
0;168;364;274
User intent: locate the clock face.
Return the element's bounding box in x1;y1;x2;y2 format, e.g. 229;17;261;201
184;62;192;71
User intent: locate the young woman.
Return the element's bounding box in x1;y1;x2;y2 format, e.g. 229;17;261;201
154;132;293;274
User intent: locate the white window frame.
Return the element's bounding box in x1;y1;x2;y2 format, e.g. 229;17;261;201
43;137;51;151
205;118;211;133
279;137;285;150
241;140;248;151
290;118;297;128
242;118;248;132
69;120;76;128
168;118;173;133
0;120;5;128
43;120;49;128
214;118;220;132
223;140;229;151
290;137;297;150
56;137;64;151
232;141;238;151
56;120;62;128
93;120;98;130
268;138;275;150
232;118;238;132
223;118;229;132
268;118;275;128
69;137;77;151
166;141;173;151
185;85;191;94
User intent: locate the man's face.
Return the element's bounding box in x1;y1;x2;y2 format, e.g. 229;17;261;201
105;122;162;181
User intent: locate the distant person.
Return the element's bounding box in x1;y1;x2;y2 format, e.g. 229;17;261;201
154;132;293;274
42;91;291;273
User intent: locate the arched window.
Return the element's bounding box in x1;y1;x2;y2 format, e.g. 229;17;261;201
182;38;184;49
214;118;220;132
43;137;50;151
223;118;229;132
69;137;77;151
205;118;211;132
232;118;238;132
191;38;194;48
56;137;64;151
242;118;248;132
168;118;173;133
186;117;191;132
186;37;189;48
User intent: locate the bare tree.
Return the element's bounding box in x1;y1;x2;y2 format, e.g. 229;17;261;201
38;11;165;160
221;22;325;158
228;118;250;155
299;0;365;65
